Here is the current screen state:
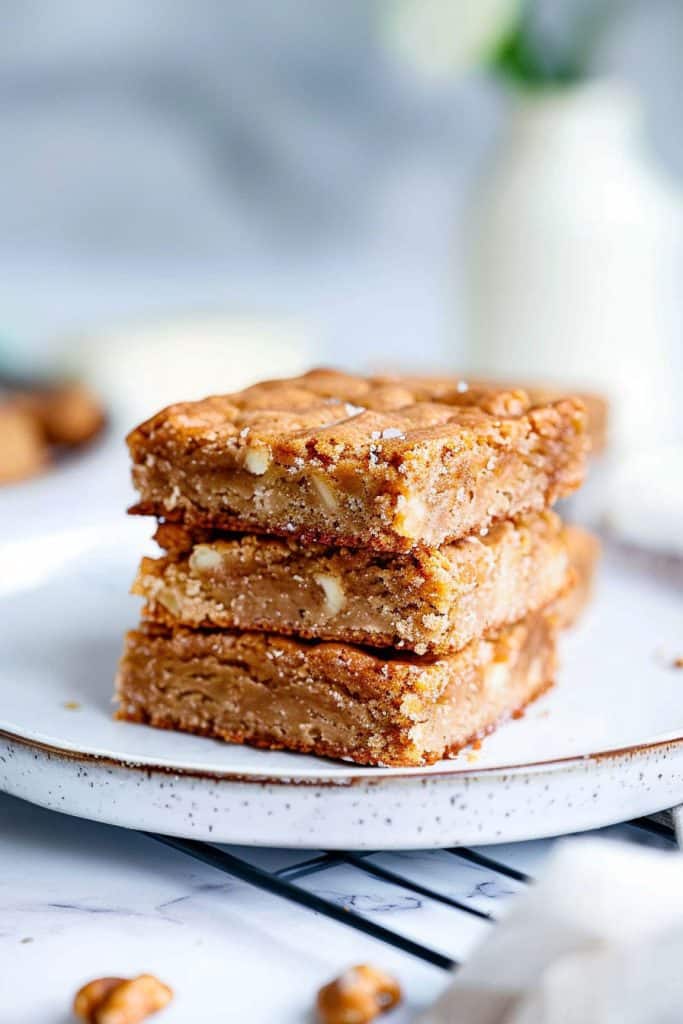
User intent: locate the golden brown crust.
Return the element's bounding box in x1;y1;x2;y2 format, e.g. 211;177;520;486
127;368;588;552
115;613;557;767
469;377;608;455
134;511;570;655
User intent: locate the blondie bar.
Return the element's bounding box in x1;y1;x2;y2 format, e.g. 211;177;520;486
116;612;557;767
127;369;587;552
134;511;569;655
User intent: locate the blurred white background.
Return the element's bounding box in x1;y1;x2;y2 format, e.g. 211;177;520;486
2;0;682;377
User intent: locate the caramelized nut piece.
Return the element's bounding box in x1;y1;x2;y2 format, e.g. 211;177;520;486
317;964;402;1024
74;978;125;1021
311;472;338;510
73;974;172;1024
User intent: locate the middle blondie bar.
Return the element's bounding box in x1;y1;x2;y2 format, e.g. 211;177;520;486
134;510;569;655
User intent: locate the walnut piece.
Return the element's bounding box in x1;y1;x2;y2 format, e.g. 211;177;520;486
311;472;339;511
74;979;126;1021
316;964;402;1024
73;974;172;1024
314;573;346;615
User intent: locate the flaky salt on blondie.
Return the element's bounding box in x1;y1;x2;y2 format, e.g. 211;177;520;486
134;511;569;655
127;369;588;552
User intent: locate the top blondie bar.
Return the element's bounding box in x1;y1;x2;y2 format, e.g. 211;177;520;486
128;368;588;552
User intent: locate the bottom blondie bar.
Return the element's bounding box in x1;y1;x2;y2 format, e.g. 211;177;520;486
116;612;556;767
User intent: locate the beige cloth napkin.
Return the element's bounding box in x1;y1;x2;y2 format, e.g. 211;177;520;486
418;838;683;1024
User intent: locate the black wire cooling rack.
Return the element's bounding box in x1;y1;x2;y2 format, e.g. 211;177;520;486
147;814;676;974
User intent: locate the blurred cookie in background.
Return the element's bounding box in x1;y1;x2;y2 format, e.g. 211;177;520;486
0;402;47;484
0;382;105;485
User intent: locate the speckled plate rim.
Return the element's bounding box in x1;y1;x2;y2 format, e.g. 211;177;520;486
4;725;683;784
4;727;683;848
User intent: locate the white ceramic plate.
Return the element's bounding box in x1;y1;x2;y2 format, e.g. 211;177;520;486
1;521;682;848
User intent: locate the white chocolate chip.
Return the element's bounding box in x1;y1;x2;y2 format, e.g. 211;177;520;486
311;473;338;510
457;379;469;393
394;494;427;538
381;427;404;440
244;445;271;476
314;573;346;615
189;545;223;572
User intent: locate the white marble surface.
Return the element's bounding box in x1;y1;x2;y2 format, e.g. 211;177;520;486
0;792;675;1023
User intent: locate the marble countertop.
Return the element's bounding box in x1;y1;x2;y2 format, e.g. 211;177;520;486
1;790;675;1023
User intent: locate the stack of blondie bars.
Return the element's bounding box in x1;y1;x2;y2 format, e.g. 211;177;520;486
116;369;590;766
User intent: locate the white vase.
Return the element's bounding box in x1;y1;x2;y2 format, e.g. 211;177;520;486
464;80;682;454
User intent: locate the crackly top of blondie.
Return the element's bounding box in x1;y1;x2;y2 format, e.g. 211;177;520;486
128;367;585;467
